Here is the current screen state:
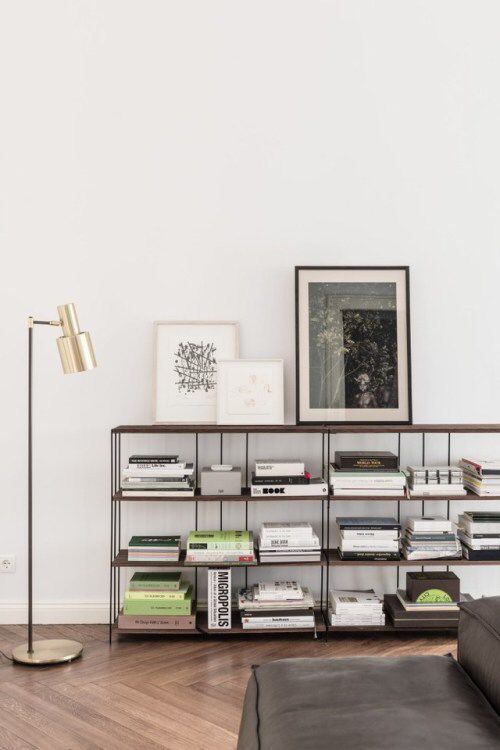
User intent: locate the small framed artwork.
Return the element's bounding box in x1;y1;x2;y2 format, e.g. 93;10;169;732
216;359;284;425
296;266;412;424
154;321;239;423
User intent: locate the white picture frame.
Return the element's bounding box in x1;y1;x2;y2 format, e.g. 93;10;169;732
216;359;284;425
154;321;239;424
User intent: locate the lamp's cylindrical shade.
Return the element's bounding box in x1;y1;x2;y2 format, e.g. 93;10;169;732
57;331;97;374
56;303;97;374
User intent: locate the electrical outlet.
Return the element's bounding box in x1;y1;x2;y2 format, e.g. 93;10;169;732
0;556;16;573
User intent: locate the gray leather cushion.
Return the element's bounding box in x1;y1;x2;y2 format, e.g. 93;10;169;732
459;595;500;714
238;656;500;750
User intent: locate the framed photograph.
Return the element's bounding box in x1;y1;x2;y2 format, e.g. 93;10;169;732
216;359;284;425
154;321;239;423
296;267;412;424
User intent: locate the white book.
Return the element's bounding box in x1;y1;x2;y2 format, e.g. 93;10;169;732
122;463;194;477
259;536;319;548
331;488;405;497
458;516;500;535
457;532;500;549
330;471;406;488
402;548;461;560
341;529;399;540
207;569;232;630
340;540;399;552
258;547;321;555
121;489;195;497
259;554;322;563
329;589;382;610
254;460;305;477
251;479;327;497
408;486;466;497
255;581;303;601
242;620;314;630
406;516;452;533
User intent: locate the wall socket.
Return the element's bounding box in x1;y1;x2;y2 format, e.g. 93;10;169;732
0;556;16;573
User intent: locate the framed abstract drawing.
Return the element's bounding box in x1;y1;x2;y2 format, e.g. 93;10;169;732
295;267;412;425
154;321;239;423
216;359;284;425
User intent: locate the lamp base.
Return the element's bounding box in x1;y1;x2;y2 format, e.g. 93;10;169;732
12;639;83;666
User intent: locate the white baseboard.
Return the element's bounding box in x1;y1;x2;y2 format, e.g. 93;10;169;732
0;602;109;625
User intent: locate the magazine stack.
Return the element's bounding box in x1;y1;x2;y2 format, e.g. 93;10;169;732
250;459;327;497
460;458;500;496
238;581;315;630
330;451;405;497
401;517;461;561
329;589;385;627
127;535;180;562
258;522;322;563
121;454;195;497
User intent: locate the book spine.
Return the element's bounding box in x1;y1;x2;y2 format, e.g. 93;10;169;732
117;614;196;629
123;602;192;616
186;554;255;563
208;569;232;629
188;541;252;550
125;590;188;601
251;484;327;497
252;475;311;485
129;456;179;464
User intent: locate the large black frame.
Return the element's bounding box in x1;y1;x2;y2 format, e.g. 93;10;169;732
295;265;412;426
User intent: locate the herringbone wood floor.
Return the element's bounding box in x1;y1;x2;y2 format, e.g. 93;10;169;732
0;624;457;750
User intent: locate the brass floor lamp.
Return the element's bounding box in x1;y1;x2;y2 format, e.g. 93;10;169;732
12;304;96;666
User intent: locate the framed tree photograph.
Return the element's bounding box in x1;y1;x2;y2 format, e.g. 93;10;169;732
154;321;239;423
295;267;412;425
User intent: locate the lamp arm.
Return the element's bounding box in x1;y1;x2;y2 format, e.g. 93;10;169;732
28;317;61;327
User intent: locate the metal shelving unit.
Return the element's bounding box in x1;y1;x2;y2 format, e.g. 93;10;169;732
110;423;500;641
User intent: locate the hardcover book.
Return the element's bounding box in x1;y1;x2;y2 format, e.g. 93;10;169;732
334;451;398;471
208;568;232;629
129;572;182;590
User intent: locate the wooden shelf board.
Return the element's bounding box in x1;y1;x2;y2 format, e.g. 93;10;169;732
112;550;326;568
328;623;458;633
113;488;327;503
326;549;500;566
112;423;500;435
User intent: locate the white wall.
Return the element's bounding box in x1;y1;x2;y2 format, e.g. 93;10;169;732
1;1;500;623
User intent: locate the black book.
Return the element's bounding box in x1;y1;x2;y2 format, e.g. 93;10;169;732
251;472;311;486
338;549;400;561
335;451;398;472
129;454;179;464
337;517;400;531
461;545;500;561
384;595;460;627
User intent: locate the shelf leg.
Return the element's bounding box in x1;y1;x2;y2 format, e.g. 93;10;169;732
325;431;331;643
396;432;401;590
447;432;451;573
220;433;223;530
245;433;249;590
109;432;114;644
195;432;199;604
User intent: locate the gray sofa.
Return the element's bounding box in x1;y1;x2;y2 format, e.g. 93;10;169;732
238;596;500;749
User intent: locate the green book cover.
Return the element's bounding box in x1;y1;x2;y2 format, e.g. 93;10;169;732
123;594;192;616
129;572;182;590
128;535;180;548
187;530;252;546
125;582;191;601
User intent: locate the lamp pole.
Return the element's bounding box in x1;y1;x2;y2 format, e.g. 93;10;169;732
13;308;96;666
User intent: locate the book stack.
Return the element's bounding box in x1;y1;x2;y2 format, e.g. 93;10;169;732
460;458;500;496
121;454;195;497
337;517;401;561
329;589;385;627
250;459;327;497
258;522;322;563
238;581;316;630
330;451;405;497
401;517;461;561
458;511;500;560
118;572;195;630
385;572;471;629
407;465;466;497
185;530;256;564
128;535;181;562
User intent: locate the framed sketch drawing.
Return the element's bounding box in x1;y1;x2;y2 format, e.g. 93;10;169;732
295;267;412;424
154;321;239;423
217;359;284;425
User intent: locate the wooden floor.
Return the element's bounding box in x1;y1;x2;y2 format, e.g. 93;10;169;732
0;624;457;750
